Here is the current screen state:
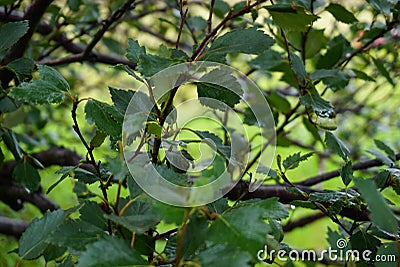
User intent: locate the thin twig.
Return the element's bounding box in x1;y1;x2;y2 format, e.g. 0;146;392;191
207;0;216;34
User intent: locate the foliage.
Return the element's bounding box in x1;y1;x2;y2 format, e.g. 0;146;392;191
0;0;399;266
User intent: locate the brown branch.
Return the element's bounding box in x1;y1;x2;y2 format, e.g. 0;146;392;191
0;216;29;239
297;152;400;186
283;212;325;232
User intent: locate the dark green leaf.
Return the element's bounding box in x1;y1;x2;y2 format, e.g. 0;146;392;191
238;198;289;219
182;214;208;259
199;244;252;267
290;52;306;81
267;91;291;113
350;230;380;265
283;152;313;170
325;4;358;24
11;80;65;104
0;128;23;160
38;65;70;91
213;0;230;18
302;117;323;144
187;16;207;32
352;69;375;81
106;156;129;181
197;69;243;110
248;50;283;70
127;174;143;199
316;36;346;69
153;202;185;225
365;0;394;14
192;130;231;159
138;54;178;77
89;130;107;148
265;4;319;32
13;161;41;191
113;64;144;83
76;236;147;267
19;209;67;259
325;132;350;161
80;201;108;230
372;57;394;86
43;245;66;262
374;170;390;188
74;168;99;184
85;99;123;138
109;87;135;115
367;149;395;167
0;148;4;168
7;57;34;82
354;178;398;233
0;21;29;58
206;28;274;58
375;242;399;267
374;139;396;160
310;69;350;91
126;38;146;63
206;198;229;214
340;161;353;186
300;86;334;118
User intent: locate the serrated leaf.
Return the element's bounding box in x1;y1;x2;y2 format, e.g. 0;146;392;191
354;178;398;233
206;198;230;214
310;69;350;91
199;244;252;267
13;161;41;191
90;130;107;148
80;201;108;230
206;28;274;59
340;161;353;186
237;198;289;219
300;86;334;118
325;132;350;161
126;38;146;63
182;214;208;259
197;69;243;110
113;64;144;83
76;236;147;267
7;57;34;82
11;80;65;104
109;87;135;115
0;21;29;58
138;54;178;77
19;209;67;259
265;4;319;32
283;152;313;170
290;52;306;81
38;65;70;91
374;139;396;161
248;50;283;70
85;99;123;138
106;156;129;181
325;3;358;24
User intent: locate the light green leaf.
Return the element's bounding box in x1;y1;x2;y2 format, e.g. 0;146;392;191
13;161;41;191
325;132;350;161
325;3;358;24
206;28;274;58
354;178;398;233
85;99;123;138
19;210;67;259
265;4;319;32
76;236;147;267
0;21;29;58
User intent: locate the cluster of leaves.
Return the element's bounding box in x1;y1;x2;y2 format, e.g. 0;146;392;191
0;0;399;266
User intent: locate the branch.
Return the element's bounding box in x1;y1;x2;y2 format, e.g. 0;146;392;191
283;212;325;232
297;153;400;186
0;216;29;239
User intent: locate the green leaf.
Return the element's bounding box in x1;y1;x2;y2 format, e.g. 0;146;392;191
0;21;29;58
7;57;34;82
127;174;143;199
0;128;23;160
325;132;350;161
138;54;178;77
153;202;185;225
206;198;230;214
352;69;375;82
206;28;274;58
192;130;231;159
267;91;291;113
325;3;358;24
282;152;313;170
290;52;306;81
182;214;208;259
197;69;243;110
374;139;396;161
74;168;99;184
310;69;350;91
213;0;230;18
106;156;130;181
187;16;207;32
367;149;395;167
109;87;135;115
38;65;70;91
350;230;381;263
316;35;346;69
265;4;319;32
0;147;4;168
11;80;65;104
76;236;147;267
113;64;144;83
375;242;399;267
199;244;252;267
300;86;334;118
13;161;41;191
372;57;394;86
340;161;353;186
237;198;289;219
302;117;323;144
89;130;107;148
85;99;123;138
354;178;398;233
19;209;67;259
67;0;81;11
126;38;146;63
365;0;394;14
248;50;283;70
